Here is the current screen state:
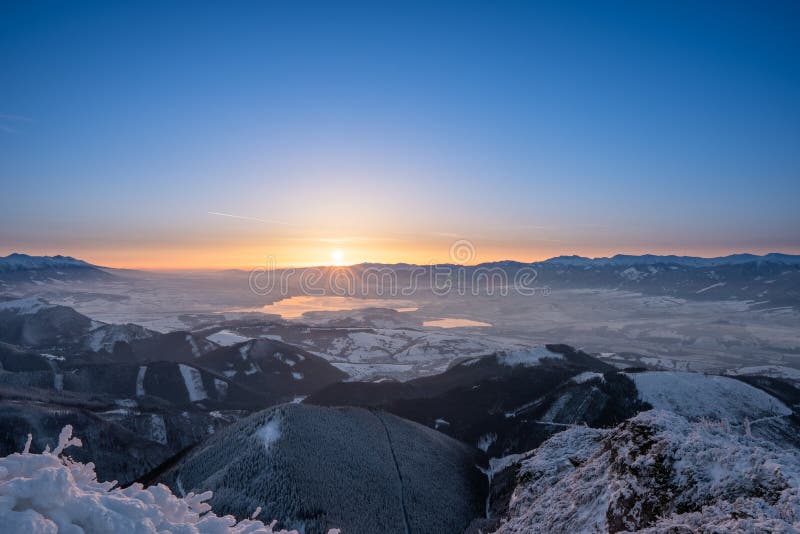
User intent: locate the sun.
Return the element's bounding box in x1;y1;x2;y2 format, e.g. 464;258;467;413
330;249;345;266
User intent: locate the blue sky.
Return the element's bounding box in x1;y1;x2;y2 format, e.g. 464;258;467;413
1;1;799;267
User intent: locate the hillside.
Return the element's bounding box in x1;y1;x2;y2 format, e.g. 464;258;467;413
154;403;486;534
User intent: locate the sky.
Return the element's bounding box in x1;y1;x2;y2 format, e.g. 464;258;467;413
1;1;799;269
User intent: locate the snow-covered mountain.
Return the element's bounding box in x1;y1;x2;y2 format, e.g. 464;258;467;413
0;253;112;282
541;252;800;267
531;253;800;307
483;410;800;533
0;253;96;270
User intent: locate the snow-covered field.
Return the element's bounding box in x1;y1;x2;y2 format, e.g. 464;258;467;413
206;329;251;346
11;271;800;375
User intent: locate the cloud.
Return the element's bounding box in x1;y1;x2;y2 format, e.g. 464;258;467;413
0;114;32;122
0;113;32;134
207;211;291;226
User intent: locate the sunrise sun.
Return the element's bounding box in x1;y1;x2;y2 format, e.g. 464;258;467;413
330;249;345;266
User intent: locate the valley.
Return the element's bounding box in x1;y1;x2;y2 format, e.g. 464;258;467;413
1;253;799;532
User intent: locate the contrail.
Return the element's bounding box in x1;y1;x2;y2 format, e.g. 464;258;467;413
207;211;290;225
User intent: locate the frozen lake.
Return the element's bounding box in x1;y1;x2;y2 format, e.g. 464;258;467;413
248;296;418;319
423;318;492;328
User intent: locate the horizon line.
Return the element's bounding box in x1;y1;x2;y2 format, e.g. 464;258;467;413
3;250;799;272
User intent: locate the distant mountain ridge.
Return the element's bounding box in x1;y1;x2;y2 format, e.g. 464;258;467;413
4;251;800;272
540;252;800;267
0;253;96;271
0;253;111;282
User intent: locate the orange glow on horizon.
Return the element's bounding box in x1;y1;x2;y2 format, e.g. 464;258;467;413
4;240;795;271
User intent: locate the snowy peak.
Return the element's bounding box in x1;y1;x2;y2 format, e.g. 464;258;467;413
540;252;800;267
0;253;111;283
0;253;95;271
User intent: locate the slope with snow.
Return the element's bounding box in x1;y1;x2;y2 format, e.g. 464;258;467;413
195;338;347;402
626;371;792;421
155;403;486;534
492;410;800;533
86;322;156;352
0;297;55;314
179;363;210;402
0;253;111;282
726;365;800;382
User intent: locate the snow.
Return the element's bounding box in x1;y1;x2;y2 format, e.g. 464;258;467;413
273;352;296;366
570;371;605;384
486;453;526;477
186;334;201;358
207;330;251;347
312;327;528;368
0;297;53;314
639;356;691;371
543;253;800;268
726;365;800;382
495;410;800;533
331;362;414;381
626;372;791;421
214;378;229;398
150;414;168;445
136;365;147;397
40;353;65;362
434;418;450;429
0;253;92;270
257;419;281;452
87;324;154;352
477;433;497;452
423;318;492;328
178;364;208;402
0;425;313;533
497;347;561;368
620;267;645;281
696;282;726;294
53;373;63;391
291;372;303;380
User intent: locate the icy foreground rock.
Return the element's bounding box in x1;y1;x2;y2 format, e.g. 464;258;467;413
494;410;800;533
0;426;338;533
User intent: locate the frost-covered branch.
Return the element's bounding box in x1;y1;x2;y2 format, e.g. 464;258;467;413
0;426;340;534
